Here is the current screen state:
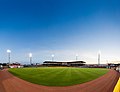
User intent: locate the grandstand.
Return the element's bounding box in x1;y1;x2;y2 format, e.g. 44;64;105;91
43;61;85;67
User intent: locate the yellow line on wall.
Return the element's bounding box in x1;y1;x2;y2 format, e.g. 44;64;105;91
113;78;120;92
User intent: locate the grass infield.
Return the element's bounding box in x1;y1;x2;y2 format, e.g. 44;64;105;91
9;67;108;86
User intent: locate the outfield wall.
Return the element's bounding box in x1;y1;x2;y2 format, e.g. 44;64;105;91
113;78;120;92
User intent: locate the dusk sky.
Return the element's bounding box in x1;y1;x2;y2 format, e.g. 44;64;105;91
0;0;120;64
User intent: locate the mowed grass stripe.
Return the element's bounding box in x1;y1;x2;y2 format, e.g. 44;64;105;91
33;68;67;85
11;67;63;77
9;67;109;86
72;68;107;84
53;68;72;86
41;68;71;86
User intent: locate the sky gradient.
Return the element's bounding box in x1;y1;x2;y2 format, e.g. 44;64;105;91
0;0;120;64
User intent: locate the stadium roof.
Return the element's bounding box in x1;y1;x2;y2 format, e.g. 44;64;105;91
44;61;86;63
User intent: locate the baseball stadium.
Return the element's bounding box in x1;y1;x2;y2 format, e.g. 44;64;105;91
0;60;120;92
0;0;120;92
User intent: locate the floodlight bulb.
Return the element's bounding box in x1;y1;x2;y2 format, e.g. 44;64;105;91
51;54;54;57
76;54;78;57
29;53;32;57
7;49;11;53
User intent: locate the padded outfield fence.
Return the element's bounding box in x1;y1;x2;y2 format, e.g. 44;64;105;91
113;78;120;92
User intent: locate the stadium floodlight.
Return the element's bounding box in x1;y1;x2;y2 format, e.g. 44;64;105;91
29;53;32;57
98;50;101;65
76;54;78;61
7;49;11;53
51;54;54;61
7;49;11;64
29;53;32;65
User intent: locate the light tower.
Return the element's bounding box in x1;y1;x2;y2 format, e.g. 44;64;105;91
98;50;101;65
51;54;54;61
7;49;11;65
76;54;78;61
29;53;32;65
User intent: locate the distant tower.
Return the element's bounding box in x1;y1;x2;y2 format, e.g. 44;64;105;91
76;54;78;61
7;49;11;65
98;50;101;65
51;54;54;61
29;53;32;65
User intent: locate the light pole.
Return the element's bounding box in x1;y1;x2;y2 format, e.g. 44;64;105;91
29;53;32;65
51;54;54;61
7;49;11;65
76;54;78;61
106;60;108;64
98;50;101;65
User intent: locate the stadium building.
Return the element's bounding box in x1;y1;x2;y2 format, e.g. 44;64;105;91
108;63;120;72
43;61;86;67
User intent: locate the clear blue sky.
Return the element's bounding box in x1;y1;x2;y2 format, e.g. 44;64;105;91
0;0;120;64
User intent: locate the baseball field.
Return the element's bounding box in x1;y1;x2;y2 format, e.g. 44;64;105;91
9;67;108;86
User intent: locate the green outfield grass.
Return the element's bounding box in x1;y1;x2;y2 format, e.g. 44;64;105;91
9;67;108;86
